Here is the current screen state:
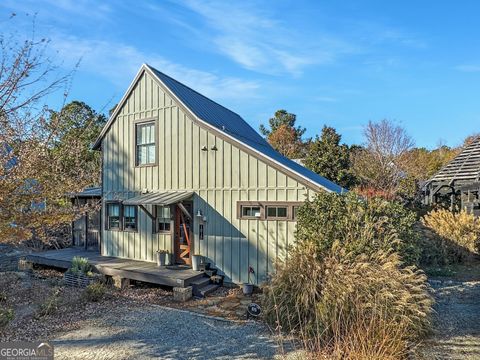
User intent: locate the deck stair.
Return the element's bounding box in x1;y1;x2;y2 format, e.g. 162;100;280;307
191;268;224;298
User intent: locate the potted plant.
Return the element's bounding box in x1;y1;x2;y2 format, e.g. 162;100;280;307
191;254;202;271
243;266;255;295
156;250;167;267
64;256;96;288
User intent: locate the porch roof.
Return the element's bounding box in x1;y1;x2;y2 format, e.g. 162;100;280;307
122;191;193;206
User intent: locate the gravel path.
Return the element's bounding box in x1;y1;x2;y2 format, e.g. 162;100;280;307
416;280;480;359
52;304;282;360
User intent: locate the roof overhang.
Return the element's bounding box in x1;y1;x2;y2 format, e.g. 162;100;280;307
67;186;102;198
122;191;193;206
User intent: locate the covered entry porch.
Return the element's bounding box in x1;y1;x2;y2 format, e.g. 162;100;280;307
121;191;195;266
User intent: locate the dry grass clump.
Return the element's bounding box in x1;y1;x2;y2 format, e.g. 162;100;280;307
263;192;433;359
0;308;14;328
82;282;107;302
421;209;480;263
263;244;432;358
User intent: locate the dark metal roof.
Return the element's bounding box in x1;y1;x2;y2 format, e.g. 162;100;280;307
148;65;344;193
123;191;193;206
68;186;102;198
428;136;480;185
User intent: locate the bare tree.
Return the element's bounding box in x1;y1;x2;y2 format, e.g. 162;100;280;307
0;16;101;247
352;119;414;197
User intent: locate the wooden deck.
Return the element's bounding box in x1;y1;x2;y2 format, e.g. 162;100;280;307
26;248;205;287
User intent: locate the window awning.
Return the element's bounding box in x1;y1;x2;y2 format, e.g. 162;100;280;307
122;191;193;206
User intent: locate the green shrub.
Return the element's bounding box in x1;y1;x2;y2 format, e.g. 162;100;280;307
82;282;107;302
421;209;480;264
69;256;92;275
0;308;14;328
295;192;421;265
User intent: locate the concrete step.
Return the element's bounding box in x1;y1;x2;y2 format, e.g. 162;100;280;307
198;283;219;298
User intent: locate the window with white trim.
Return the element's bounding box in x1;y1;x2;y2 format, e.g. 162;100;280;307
106;203;121;230
156;205;171;232
136;122;156;165
123;205;137;231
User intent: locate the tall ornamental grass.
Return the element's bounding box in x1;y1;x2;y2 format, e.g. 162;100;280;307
422;208;480;262
262;192;433;358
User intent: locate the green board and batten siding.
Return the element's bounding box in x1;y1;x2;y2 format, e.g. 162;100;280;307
102;71;315;284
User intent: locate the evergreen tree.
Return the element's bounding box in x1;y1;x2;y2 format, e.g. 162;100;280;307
304;126;356;189
260;110;307;158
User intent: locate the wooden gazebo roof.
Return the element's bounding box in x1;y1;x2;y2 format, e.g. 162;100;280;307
428;136;480;185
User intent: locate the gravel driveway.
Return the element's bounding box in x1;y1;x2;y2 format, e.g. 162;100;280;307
416;279;480;359
52;304;283;360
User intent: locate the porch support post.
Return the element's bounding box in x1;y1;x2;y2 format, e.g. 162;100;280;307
139;205;155;221
178;202;192;220
84;212;88;250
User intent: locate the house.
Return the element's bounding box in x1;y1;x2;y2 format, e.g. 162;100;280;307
91;64;343;284
423;136;480;215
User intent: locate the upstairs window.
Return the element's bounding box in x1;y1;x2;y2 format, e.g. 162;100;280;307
123;205;137;231
156;206;171;232
136;122;156;165
107;203;121;230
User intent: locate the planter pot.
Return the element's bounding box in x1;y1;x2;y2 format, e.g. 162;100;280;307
165;253;173;266
64;272;94;288
243;283;254;296
156;252;166;267
191;255;202;271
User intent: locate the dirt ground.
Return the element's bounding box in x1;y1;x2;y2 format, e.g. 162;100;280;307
0;267;263;341
415;263;480;360
0;267;284;359
4;263;480;359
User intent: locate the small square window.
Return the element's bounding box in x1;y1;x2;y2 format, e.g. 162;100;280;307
156;206;171;232
266;206;288;219
241;206;261;218
293;206;299;220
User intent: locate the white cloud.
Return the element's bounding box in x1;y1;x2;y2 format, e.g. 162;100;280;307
175;0;356;76
455;64;480;72
50;36;260;100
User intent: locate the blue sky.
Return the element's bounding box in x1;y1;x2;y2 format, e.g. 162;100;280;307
1;0;479;148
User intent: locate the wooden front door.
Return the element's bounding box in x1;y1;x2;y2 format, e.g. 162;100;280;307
174;203;192;265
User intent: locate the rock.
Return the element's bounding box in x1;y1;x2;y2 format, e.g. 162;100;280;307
112;276;130;290
220;301;239;310
235;309;246;317
173;286;193;302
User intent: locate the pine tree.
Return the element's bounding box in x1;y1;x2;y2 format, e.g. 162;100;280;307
304;126;356;189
